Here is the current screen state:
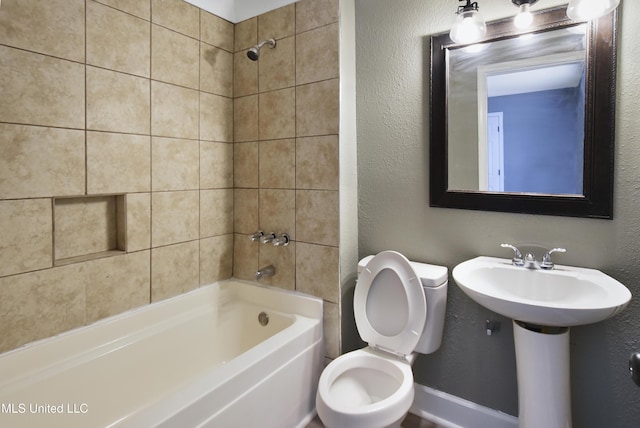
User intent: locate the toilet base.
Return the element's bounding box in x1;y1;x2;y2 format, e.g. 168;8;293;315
318;414;403;428
316;348;415;428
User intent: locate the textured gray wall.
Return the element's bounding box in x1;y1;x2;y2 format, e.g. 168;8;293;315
355;0;640;426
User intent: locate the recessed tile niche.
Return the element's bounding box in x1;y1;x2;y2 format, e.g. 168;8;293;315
54;195;126;265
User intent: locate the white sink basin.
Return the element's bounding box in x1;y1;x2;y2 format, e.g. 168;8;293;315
453;256;631;327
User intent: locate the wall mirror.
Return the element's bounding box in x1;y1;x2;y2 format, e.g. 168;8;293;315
430;6;617;218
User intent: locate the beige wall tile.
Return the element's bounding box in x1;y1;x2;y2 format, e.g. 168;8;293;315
200;92;233;142
234;142;259;188
296;136;339;190
87;66;151;135
0;0;243;355
259;88;295;140
296;0;339;33
296;23;339;85
258;4;295;41
201;43;233;97
94;0;150;20
0;199;52;277
200;234;233;285
54;197;119;260
259;242;295;290
233;233;259;280
260;139;295;188
296;242;339;302
234;95;259;142
126;193;151;252
234;51;258;97
87;132;151;194
0;124;85;199
151;0;199;39
323;301;341;358
296;190;339;246
259;36;295;92
151;191;199;247
152;81;199;139
234;189;258;234
152;24;199;89
0;0;85;62
0;263;85;353
201;11;234;52
296;79;339;137
260;189;295;239
200;189;234;237
200;142;233;189
117;196;126;250
151;241;199;302
87;1;150;77
235;17;257;51
85;251;151;323
0;46;84;129
152;137;199;191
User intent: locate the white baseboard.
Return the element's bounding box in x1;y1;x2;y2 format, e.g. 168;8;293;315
410;383;518;428
295;410;318;428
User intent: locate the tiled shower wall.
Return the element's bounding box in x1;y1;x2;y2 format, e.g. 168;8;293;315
0;0;343;358
0;0;235;353
232;1;342;358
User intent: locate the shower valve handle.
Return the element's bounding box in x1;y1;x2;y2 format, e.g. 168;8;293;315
273;233;290;247
260;232;276;244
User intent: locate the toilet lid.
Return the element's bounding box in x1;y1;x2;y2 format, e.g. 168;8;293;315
354;251;427;356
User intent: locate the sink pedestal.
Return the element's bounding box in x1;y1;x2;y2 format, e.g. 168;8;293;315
513;321;571;428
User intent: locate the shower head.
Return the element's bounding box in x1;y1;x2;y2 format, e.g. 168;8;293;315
247;38;276;61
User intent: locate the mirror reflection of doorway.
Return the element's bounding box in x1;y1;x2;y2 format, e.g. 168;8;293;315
486;69;585;195
487;112;504;192
477;54;585;195
466;44;587;195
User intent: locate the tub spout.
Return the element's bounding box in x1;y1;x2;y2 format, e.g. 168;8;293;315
255;265;275;281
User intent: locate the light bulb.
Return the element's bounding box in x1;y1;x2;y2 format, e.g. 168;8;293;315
566;0;620;21
450;9;487;44
514;4;533;29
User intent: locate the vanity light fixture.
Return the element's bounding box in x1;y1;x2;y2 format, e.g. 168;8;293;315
512;0;538;29
566;0;620;21
449;0;487;44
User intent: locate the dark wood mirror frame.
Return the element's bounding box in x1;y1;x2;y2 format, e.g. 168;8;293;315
430;7;617;218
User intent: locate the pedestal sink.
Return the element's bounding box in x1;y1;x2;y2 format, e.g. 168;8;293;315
453;256;631;428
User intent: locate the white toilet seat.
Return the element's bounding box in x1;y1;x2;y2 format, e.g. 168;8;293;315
316;348;414;428
355;251;427;356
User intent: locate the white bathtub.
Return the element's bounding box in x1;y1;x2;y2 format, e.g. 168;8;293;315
0;280;324;428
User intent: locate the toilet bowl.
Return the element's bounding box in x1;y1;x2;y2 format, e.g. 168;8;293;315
316;251;448;428
316;348;414;428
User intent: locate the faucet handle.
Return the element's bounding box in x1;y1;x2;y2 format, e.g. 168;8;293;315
250;230;264;241
501;243;525;267
540;248;566;270
273;233;290;247
260;232;276;244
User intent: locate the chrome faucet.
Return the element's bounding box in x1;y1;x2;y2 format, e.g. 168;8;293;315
255;265;275;281
501;243;566;270
259;232;276;244
273;233;290;247
250;230;264;241
501;243;524;267
540;248;566;270
523;252;538;269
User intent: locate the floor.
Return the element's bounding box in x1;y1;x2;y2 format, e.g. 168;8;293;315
307;412;443;428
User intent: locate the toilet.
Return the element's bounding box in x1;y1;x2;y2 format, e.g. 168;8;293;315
316;251;448;428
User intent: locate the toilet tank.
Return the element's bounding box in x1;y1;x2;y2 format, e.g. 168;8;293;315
358;256;448;355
